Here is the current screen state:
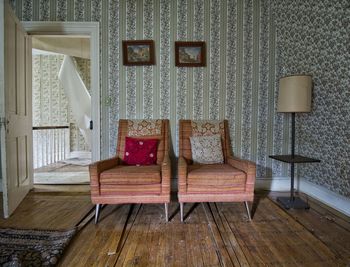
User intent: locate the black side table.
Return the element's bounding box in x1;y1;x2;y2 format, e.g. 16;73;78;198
269;155;320;209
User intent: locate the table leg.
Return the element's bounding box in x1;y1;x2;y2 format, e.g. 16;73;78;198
277;161;309;209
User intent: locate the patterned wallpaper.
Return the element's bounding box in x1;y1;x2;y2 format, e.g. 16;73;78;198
75;57;91;92
273;0;350;197
32;55;91;152
11;0;350;197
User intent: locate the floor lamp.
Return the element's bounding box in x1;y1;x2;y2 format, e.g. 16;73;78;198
278;75;312;154
271;75;320;209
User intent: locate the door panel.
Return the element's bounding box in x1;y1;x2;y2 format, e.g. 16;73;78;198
1;2;32;218
7;139;18;188
5;9;16;114
18;136;29;184
17;25;27;116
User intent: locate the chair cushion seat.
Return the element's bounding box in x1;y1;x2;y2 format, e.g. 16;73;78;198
100;165;161;185
187;164;246;193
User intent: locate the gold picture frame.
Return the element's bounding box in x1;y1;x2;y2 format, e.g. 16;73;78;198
175;41;206;67
122;40;155;66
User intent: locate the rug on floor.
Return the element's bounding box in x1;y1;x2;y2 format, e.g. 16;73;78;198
0;227;76;266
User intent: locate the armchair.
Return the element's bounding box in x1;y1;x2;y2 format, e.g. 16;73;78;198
89;119;171;223
178;120;256;221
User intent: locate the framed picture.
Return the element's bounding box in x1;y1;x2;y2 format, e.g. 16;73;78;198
122;40;155;66
175;41;206;67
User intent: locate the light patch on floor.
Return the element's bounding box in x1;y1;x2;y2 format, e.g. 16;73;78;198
34;155;90;185
34;172;89;184
60;157;91;166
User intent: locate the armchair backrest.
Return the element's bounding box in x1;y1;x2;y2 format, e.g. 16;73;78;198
178;120;232;163
116;119;169;165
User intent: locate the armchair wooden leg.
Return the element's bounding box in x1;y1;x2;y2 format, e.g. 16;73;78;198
95;204;101;224
164;203;169;222
244;201;252;221
180;202;184;222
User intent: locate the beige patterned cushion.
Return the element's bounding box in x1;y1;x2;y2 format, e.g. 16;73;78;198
190;134;224;164
191;120;225;136
128;119;162;136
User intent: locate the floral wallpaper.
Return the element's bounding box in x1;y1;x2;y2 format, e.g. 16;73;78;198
273;0;350;197
32;55;91;152
11;0;350;197
75;57;91;92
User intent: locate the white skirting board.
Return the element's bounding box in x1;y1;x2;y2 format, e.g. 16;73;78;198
4;173;349;216
256;177;350;217
255;177;291;192
299;179;350;217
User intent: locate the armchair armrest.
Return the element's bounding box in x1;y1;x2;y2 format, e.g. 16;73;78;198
227;156;256;187
178;156;188;194
89;157;119;186
161;154;171;194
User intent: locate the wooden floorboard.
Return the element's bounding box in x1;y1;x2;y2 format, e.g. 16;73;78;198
1;191;349;266
0;192;93;230
204;203;240;266
269;192;350;266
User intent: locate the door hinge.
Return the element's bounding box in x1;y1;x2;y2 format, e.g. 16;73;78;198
89;120;93;130
0;117;8;131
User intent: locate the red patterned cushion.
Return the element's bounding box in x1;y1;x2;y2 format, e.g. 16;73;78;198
123;137;158;165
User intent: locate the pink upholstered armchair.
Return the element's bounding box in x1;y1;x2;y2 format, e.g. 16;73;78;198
178;120;256;222
89;119;171;223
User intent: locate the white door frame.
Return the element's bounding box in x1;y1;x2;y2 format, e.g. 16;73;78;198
21;21;100;162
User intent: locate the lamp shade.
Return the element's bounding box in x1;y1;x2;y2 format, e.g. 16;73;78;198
277;75;312;113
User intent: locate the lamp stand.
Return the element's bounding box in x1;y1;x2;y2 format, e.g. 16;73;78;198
270;75;320;209
291;112;295;157
276;112;310;209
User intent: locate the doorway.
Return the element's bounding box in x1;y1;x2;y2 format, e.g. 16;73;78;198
31;36;91;187
22;22;100;191
1;8;101;217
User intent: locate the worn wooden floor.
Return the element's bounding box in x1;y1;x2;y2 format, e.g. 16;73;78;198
0;192;93;230
1;191;349;266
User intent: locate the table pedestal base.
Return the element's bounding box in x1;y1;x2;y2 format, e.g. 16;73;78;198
277;196;310;209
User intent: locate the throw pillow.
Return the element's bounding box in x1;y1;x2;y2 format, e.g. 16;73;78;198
190;134;224;164
124;137;158;165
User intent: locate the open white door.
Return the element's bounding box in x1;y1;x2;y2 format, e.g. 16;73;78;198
0;1;33;218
